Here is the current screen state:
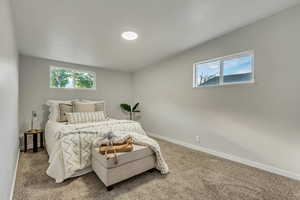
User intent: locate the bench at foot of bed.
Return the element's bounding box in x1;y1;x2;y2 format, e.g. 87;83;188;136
92;144;156;189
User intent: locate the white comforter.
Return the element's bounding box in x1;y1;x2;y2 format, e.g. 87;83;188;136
45;119;168;183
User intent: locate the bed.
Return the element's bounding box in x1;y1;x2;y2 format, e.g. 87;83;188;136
44;100;168;183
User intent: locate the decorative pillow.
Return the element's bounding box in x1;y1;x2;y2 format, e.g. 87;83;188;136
46;100;77;121
95;102;105;112
72;102;96;112
81;99;105;113
59;103;73;122
66;111;106;124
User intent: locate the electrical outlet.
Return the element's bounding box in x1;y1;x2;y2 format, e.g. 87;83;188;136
196;136;200;142
32;111;37;118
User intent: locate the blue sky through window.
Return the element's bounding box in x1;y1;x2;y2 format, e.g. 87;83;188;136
224;56;251;76
196;61;220;85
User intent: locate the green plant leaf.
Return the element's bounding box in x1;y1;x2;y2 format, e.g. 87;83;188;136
120;104;132;112
132;103;139;112
133;110;140;113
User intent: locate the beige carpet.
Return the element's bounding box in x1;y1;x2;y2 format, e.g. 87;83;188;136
13;138;300;200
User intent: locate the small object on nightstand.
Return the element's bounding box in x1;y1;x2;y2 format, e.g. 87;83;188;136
24;129;44;153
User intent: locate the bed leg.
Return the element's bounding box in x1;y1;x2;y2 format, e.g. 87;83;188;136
106;186;114;191
148;168;155;173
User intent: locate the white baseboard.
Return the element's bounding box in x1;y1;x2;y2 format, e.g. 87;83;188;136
10;150;20;200
148;132;300;181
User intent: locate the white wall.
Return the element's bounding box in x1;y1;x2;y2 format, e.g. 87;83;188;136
0;0;19;199
19;55;133;131
133;5;300;176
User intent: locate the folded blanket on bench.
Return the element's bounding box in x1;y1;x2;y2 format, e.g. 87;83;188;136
99;138;134;155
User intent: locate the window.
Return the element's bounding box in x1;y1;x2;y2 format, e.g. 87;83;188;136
193;51;254;87
50;67;96;89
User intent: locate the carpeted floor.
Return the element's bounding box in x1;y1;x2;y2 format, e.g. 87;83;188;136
13;138;300;200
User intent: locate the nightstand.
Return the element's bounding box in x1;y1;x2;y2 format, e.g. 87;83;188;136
24;129;44;152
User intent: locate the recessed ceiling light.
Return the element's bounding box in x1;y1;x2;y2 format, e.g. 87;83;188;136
122;31;138;40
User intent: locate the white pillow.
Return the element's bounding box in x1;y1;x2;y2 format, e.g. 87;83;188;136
46;99;78;121
66;111;106;124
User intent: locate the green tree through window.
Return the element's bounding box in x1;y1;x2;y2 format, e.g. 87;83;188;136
74;71;95;88
50;67;96;89
50;68;73;88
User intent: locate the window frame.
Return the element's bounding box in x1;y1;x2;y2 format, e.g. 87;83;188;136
49;66;97;90
193;50;255;88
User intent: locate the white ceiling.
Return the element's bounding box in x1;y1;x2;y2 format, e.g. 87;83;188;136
12;0;300;71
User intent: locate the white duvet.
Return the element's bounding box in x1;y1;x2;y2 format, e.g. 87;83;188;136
45;119;168;183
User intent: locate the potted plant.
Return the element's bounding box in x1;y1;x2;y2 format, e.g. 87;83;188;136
120;103;140;120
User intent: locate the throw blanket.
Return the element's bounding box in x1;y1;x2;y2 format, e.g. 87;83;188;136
56;120;169;178
93;131;169;174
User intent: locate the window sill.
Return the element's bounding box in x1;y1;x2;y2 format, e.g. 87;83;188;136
50;87;96;90
193;80;255;88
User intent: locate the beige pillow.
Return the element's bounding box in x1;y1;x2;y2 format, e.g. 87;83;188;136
59;103;73;122
81;100;105;113
67;111;106;124
95;102;105;112
73;102;96;112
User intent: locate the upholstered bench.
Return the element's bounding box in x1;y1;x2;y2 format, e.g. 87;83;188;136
92;144;156;191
